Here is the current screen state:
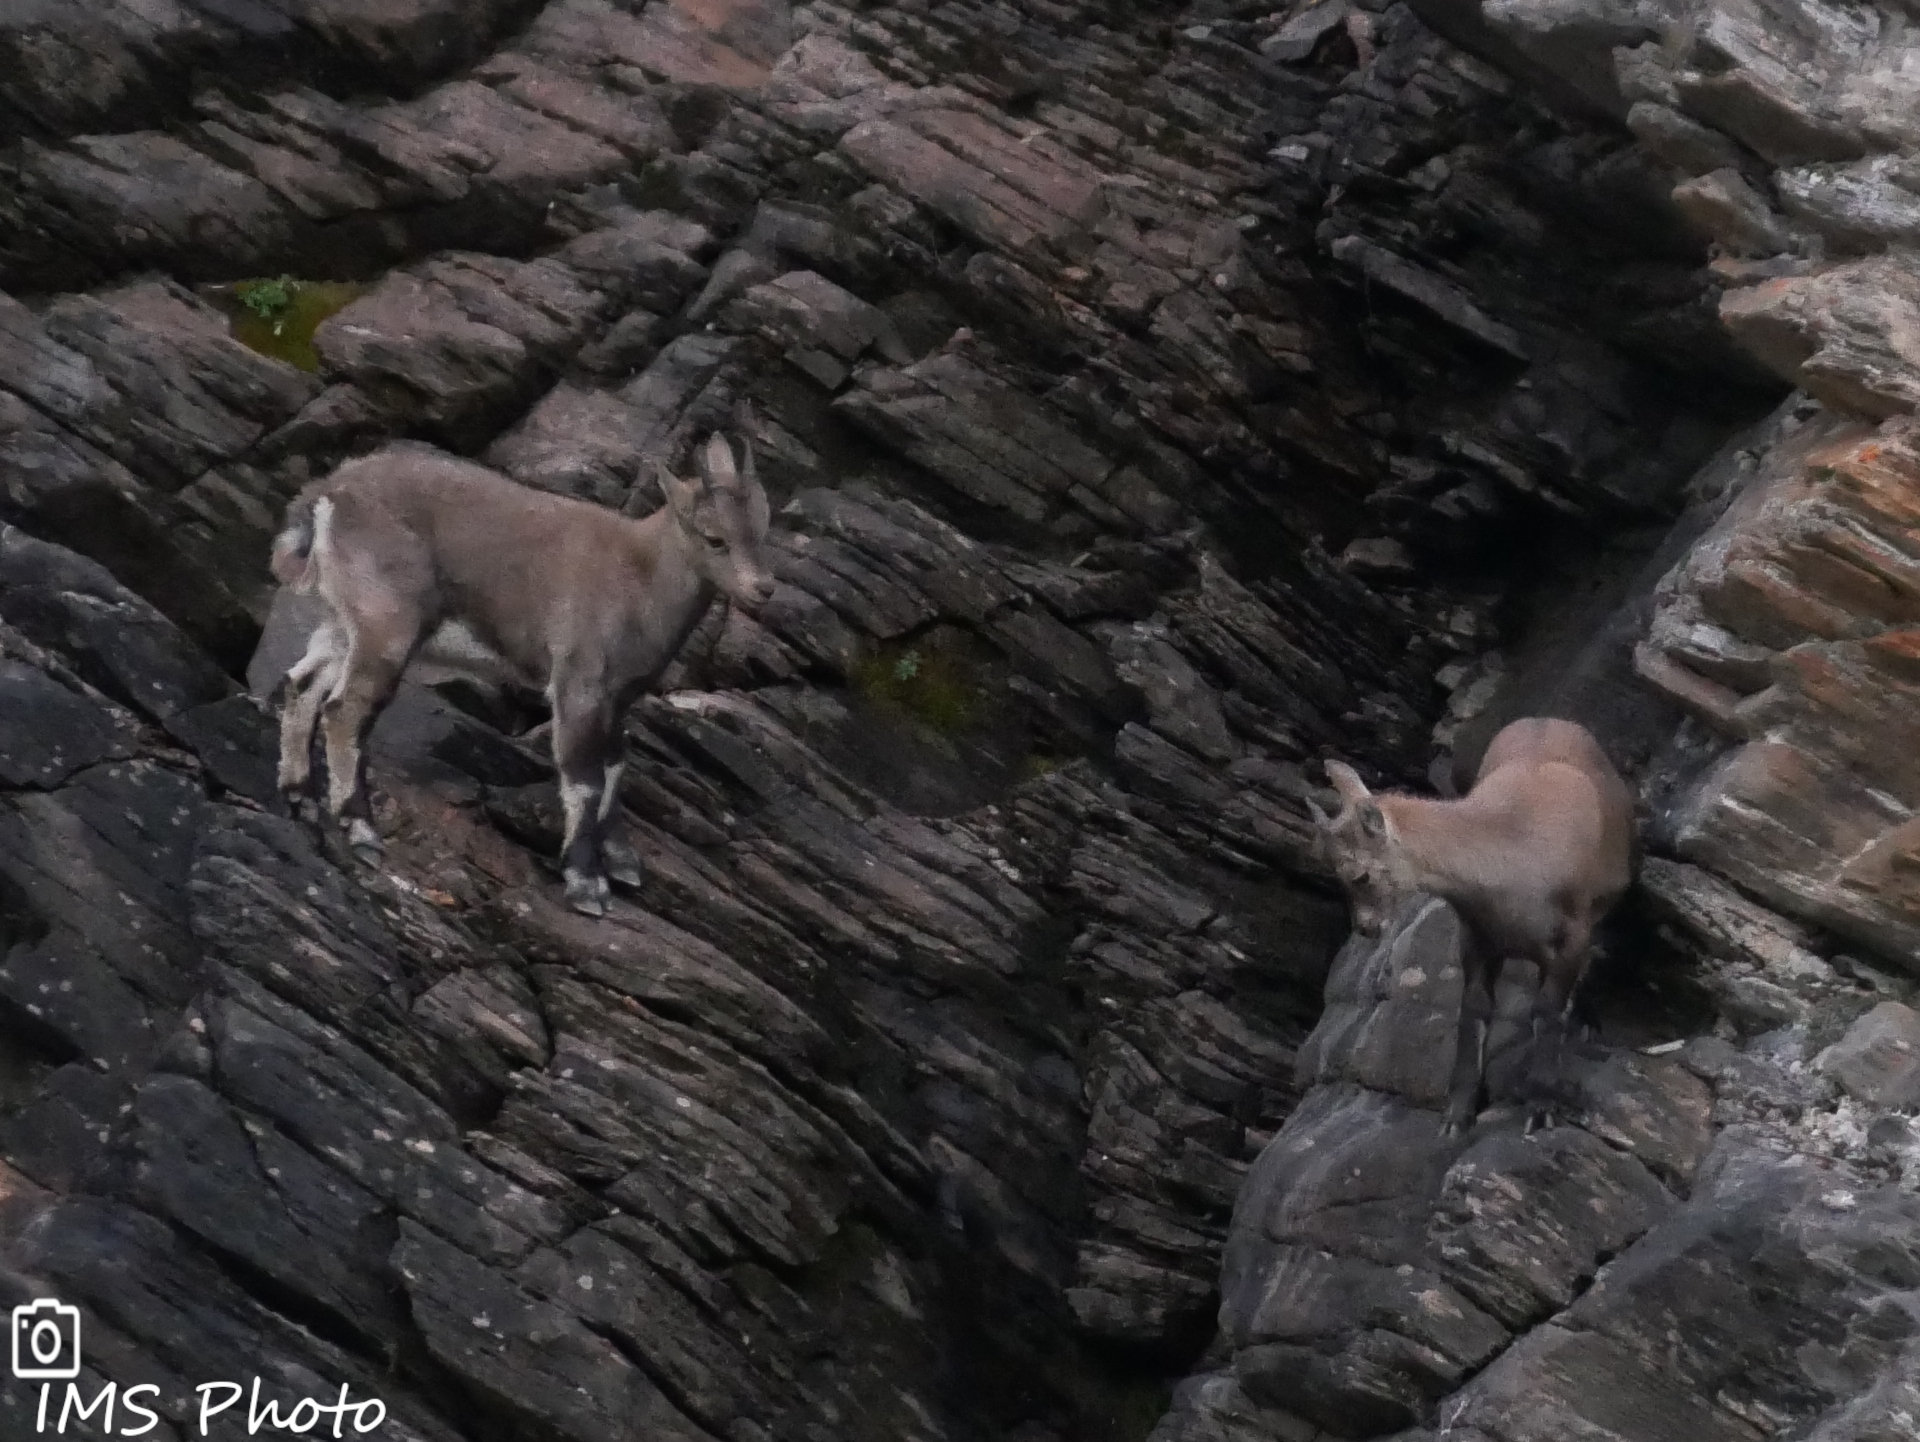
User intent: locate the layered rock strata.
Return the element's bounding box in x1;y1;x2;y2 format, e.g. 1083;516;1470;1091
1153;0;1920;1435
9;0;1918;1439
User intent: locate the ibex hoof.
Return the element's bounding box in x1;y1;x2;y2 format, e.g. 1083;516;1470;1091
345;818;385;866
565;871;611;917
604;840;643;890
1438;1110;1473;1140
1524;1108;1562;1137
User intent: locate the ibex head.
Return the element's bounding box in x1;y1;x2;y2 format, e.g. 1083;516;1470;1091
657;401;776;612
1307;760;1408;938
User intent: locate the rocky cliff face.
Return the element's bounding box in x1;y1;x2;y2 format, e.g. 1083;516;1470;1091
1155;0;1920;1436
0;0;1915;1440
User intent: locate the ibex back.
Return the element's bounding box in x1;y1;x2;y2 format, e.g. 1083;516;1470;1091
1310;717;1633;1135
270;411;774;915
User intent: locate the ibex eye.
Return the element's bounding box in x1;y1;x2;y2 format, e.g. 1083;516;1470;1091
705;536;726;549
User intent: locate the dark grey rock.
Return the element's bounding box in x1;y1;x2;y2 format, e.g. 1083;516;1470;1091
130;1073;404;1347
1624;101;1747;176
1262;2;1355;63
1445;1138;1920;1441
1328;235;1527;361
4;0;1905;1436
394;1219;711;1442
314;255;612;451
1817;1002;1920;1110
0;527;233;721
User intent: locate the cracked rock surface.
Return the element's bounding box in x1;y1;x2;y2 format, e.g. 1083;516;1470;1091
3;0;1919;1439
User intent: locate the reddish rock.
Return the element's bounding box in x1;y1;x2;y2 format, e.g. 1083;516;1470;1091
1642;422;1920;968
1721;255;1920;421
840;108;1106;265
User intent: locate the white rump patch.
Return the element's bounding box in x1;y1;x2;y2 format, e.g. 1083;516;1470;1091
311;497;354;616
308;498;335;586
413;619;509;687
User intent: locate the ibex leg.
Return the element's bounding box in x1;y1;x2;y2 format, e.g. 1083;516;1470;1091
553;683;620;916
1442;932;1504;1138
319;615;414;863
1522;920;1594;1132
278;620;343;799
1568;985;1603;1044
597;760;645;889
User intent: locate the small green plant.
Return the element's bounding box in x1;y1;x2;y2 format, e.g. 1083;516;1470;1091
853;633;985;734
238;275;296;331
225;277;365;373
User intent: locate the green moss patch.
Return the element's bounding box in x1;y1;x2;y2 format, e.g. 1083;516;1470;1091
221;276;365;372
851;628;993;735
1018;750;1062;783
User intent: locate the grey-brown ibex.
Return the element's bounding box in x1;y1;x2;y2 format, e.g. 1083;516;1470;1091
269;405;775;916
1309;718;1633;1136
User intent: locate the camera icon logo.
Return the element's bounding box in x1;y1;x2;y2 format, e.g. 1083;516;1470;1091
11;1299;81;1380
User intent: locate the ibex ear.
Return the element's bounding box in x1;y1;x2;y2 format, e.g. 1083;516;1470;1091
1305;798;1331;829
658;463;701;526
1325;760;1372;809
747;475;771;540
1357;801;1387;840
697;434;738;490
733;407;771;539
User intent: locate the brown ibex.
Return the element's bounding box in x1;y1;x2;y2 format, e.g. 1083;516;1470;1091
270;410;775;916
1309;718;1633;1135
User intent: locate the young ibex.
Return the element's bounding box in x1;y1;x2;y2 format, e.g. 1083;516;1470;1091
1309;718;1633;1136
270;408;775;915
